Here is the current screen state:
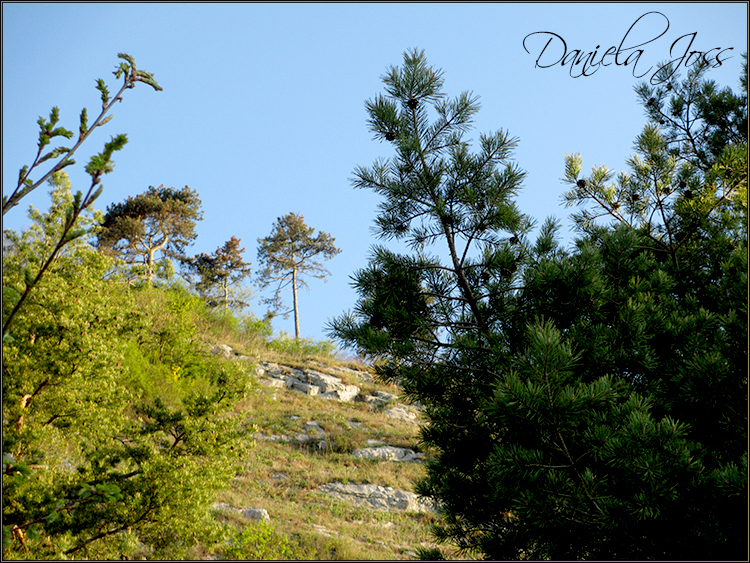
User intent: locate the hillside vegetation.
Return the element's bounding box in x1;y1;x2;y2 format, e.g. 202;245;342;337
4;49;746;561
2;205;451;559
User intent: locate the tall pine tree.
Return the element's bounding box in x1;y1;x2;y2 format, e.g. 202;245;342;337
256;213;341;338
329;49;747;560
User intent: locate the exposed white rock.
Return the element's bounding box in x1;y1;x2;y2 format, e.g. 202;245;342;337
326;365;374;383
286;377;320;396
252;432;293;443
384;405;419;423
211;503;270;523
365;390;399;406
318;482;435;513
311;523;339;537
211;344;234;359
352;446;424;462
259;376;286;389
254;363;361;402
303;420;325;438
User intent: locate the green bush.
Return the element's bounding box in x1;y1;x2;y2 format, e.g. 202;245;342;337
267;331;337;359
221;521;293;560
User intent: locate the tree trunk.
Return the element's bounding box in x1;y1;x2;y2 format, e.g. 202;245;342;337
222;280;229;314
146;248;156;283
146;233;169;284
292;266;300;339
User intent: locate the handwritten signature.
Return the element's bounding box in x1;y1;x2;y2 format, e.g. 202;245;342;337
523;11;734;82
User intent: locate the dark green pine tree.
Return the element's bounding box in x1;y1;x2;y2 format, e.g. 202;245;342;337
329;49;747;560
97;185;203;284
182;236;253;313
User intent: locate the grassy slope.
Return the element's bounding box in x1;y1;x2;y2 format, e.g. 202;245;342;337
188;316;461;560
200;356;452;560
215;363;439;559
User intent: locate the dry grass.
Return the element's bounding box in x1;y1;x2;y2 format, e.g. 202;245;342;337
174;298;464;559
205;357;452;560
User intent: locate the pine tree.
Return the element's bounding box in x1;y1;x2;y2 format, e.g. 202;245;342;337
182;236;253;312
256;212;341;339
97;185;203;284
329;49;747;560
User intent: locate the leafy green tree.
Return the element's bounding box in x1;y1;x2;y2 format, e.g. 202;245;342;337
2;53;161;338
3;180;250;559
2;52;162;217
256;212;341;338
97;185;203;284
182;236;253;313
329;49;747;560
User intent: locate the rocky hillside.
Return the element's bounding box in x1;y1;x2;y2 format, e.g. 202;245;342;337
195;344;457;560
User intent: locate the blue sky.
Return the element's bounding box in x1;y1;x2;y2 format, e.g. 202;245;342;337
3;2;747;342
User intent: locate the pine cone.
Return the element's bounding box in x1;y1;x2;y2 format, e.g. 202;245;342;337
407;98;419;110
385;131;396;141
576;179;586;189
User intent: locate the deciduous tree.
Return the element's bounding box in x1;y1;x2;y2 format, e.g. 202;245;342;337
256;213;341;338
2;181;248;559
2;53;161;338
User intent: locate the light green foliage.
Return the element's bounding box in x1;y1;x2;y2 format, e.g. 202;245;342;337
3;53;161;340
3;52;160;218
221;521;293;560
2;184;251;560
267;331;337;360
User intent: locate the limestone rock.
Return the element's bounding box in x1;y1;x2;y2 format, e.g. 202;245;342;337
352;446;424;462
254;362;361;401
318;482;435;513
365;390;398;406
311;523;339;538
211;503;270;523
303;420;325;438
241;507;270;523
384;405;419;423
286;377;320;396
211;344;234;360
326;365;374;383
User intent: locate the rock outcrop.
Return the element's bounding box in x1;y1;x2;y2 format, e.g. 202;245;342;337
255;362;360;402
384;405;420;423
352;445;425;462
208;343;436;536
211;502;271;523
318;482;435;513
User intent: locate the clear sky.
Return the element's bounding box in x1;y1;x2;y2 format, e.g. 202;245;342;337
3;2;747;342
